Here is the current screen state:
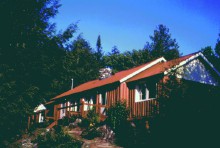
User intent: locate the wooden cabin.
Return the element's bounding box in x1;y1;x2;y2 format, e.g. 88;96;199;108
44;52;220;126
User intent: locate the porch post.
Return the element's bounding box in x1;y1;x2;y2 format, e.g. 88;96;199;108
80;99;85;117
27;116;30;130
96;94;99;114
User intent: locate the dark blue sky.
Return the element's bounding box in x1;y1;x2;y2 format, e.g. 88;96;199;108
52;0;220;55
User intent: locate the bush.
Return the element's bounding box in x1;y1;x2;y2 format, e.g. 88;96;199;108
57;116;71;126
79;108;100;129
34;125;83;148
105;101;131;147
130;118;151;147
69;115;78;123
106;101;129;132
78;108;102;140
81;127;102;140
86;107;100;126
78;118;90;129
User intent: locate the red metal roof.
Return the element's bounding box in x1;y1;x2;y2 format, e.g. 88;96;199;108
45;100;55;105
51;53;197;101
52;59;160;100
126;53;196;82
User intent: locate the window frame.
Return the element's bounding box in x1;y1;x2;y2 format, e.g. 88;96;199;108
135;83;156;102
99;92;107;105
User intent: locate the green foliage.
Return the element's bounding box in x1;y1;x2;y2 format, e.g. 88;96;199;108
103;48;152;73
79;108;100;129
201;46;220;72
145;24;180;60
58;116;70;126
86;108;100;126
79;108;101;139
0;0;218;145
149;72;220;147
115;118;151;148
81;127;102;140
35;125;82;148
95;35;103;64
105;101;131;147
78;118;90;129
106;101;129;132
62;36;100;87
105;101;151;147
0;0;77;145
69;115;78;123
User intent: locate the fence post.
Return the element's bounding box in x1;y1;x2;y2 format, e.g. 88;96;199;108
80;100;85;117
27;116;30;130
96;103;98;115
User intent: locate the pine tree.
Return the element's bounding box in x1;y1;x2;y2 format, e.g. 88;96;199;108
63;36;100;87
145;24;180;60
95;35;103;65
111;46;120;55
0;1;77;145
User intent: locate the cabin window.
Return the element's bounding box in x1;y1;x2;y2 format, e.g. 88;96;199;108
61;103;66;113
90;95;96;104
83;95;96;111
70;100;79;112
100;92;107;105
135;83;156;102
67;101;70;111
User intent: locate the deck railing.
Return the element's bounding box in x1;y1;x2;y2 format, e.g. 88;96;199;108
46;99;159;123
130;99;159;118
56;102;108;119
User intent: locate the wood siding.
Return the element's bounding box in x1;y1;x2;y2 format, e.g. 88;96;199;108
49;80;162;121
127;77;162;118
128;88;159;118
120;82;129;102
105;84;120;107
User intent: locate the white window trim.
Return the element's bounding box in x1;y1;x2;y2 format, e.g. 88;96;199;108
135;85;155;102
99;92;107;105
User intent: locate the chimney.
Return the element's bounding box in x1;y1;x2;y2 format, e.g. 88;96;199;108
71;78;74;89
99;67;112;80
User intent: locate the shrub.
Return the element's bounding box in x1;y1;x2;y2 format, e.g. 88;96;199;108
81;127;102;140
105;101;130;147
106;101;129;132
78;108;102;140
86;107;100;126
62;116;70;126
69;115;77;123
78;118;90;129
35;125;82;148
79;108;100;129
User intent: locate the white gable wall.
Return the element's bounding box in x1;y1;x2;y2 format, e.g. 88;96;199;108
176;58;219;86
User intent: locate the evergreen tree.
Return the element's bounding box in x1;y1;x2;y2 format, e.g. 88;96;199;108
111;45;120;55
201;46;216;63
96;35;103;60
200;46;220;73
62;36;100;88
145;24;180;60
0;1;77;145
